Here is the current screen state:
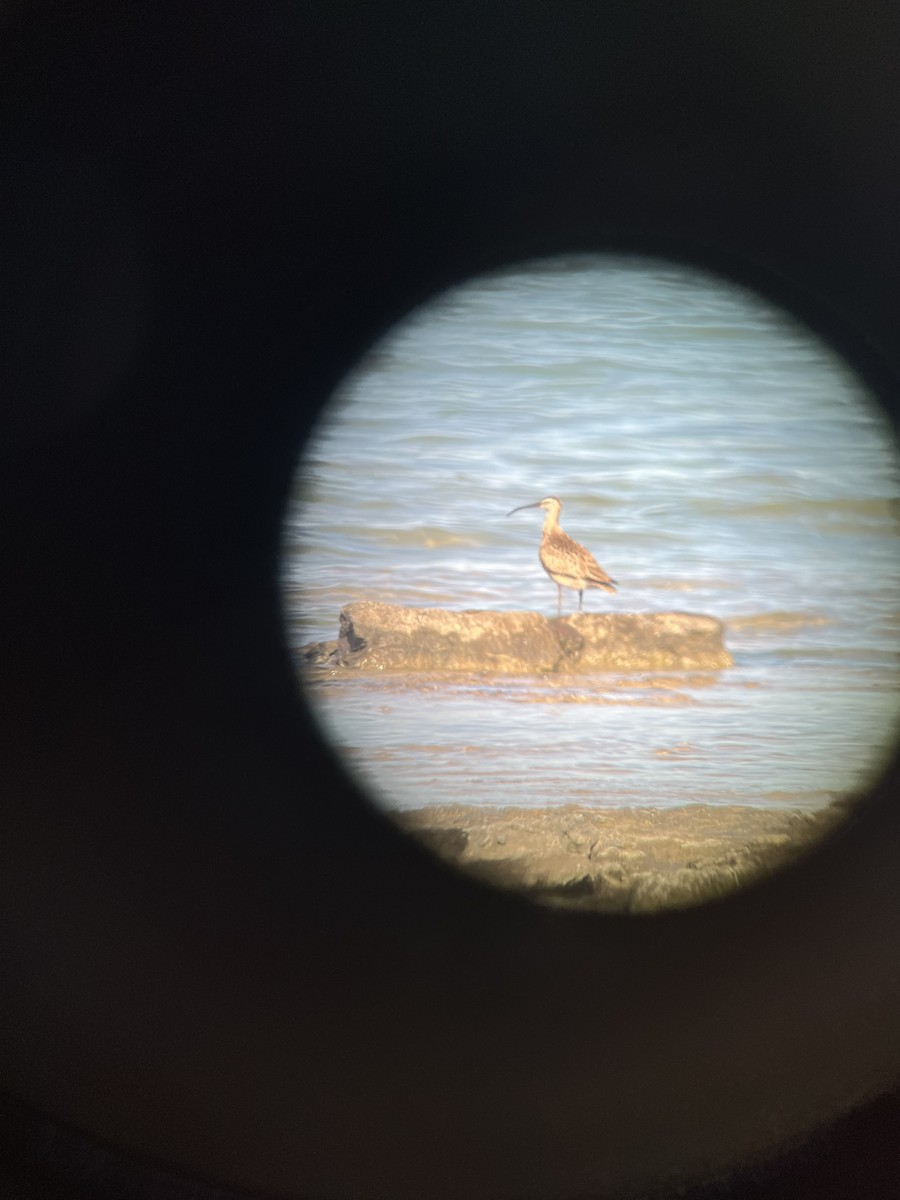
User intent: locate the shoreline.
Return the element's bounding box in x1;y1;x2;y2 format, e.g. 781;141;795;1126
394;800;853;914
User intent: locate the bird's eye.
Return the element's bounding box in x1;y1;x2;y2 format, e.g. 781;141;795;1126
282;252;900;914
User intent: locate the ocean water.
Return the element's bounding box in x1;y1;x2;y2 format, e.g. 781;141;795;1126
281;255;900;812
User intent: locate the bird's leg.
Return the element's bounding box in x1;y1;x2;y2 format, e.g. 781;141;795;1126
557;584;562;617
578;590;584;611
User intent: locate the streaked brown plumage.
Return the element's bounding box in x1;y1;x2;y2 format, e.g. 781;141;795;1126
507;496;617;616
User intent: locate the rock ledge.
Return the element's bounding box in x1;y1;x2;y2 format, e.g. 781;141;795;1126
301;602;733;674
396;801;850;913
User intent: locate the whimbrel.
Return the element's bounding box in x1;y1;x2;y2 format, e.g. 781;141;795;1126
507;496;617;616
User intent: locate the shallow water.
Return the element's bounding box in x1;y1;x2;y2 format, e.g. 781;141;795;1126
281;255;900;812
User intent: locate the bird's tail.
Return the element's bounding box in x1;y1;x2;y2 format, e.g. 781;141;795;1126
590;576;618;593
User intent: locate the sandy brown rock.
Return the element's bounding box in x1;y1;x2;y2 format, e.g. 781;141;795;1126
395;801;853;913
568;611;731;670
302;602;733;674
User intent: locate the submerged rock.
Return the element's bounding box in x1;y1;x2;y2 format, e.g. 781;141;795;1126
301;601;733;674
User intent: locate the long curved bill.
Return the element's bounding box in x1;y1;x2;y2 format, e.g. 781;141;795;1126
506;501;542;517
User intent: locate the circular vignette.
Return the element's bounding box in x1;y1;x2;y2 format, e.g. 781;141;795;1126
281;244;900;916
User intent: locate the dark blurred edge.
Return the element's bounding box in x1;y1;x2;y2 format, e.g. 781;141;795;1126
2;1087;900;1200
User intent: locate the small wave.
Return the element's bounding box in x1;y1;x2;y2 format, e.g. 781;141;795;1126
653;742;700;757
766;645;900;662
504;691;697;707
364;526;483;548
762;790;843;809
695;496;900;528
642;577;736;592
727;611;830;633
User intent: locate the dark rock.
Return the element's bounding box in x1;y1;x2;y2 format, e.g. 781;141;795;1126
303;602;733;674
299;640;341;667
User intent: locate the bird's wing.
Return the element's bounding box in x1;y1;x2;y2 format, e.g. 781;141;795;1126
583;554;618;589
588;575;618;592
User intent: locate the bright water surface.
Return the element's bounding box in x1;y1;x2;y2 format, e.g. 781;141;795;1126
282;256;900;812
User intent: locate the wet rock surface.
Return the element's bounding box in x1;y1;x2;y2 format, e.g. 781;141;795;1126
302;602;733;674
396;801;852;913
